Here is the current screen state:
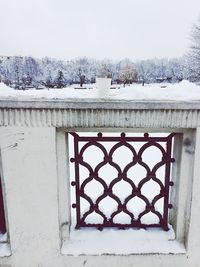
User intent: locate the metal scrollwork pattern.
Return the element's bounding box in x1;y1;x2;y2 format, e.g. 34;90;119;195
70;132;175;231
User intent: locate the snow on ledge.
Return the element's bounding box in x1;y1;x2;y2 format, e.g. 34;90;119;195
0;80;200;101
0;243;11;257
0;233;11;257
61;226;185;256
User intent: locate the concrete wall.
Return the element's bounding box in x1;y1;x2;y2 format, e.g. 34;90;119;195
0;127;61;266
0;100;199;267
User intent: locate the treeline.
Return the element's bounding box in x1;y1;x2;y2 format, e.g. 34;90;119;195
0;55;194;89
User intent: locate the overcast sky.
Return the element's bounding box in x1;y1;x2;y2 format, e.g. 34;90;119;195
0;0;200;61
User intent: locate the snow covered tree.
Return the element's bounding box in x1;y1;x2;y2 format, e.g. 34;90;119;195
186;18;200;81
78;68;85;87
135;60;154;85
13;57;24;89
0;55;187;88
73;58;91;86
167;58;184;82
0;59;3;82
118;59;138;86
97;62;112;78
45;72;54;88
23;57;41;86
55;70;65;88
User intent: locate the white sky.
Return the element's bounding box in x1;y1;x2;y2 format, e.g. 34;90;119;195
0;0;200;61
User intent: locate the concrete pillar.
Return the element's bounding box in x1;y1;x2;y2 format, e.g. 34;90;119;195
0;127;60;267
187;127;200;261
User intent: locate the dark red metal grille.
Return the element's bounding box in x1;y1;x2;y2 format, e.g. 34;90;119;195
0;177;6;234
70;132;175;231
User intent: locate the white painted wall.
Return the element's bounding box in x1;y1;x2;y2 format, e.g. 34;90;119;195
0;103;199;266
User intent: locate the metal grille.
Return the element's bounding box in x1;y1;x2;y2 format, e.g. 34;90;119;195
0;177;6;234
70;132;175;231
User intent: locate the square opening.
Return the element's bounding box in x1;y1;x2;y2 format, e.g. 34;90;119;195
61;131;186;255
69;132;175;230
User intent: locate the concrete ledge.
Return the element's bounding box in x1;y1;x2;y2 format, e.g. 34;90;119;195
0;98;200;110
0;98;199;128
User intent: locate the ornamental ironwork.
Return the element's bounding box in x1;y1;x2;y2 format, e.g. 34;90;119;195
70;132;175;231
